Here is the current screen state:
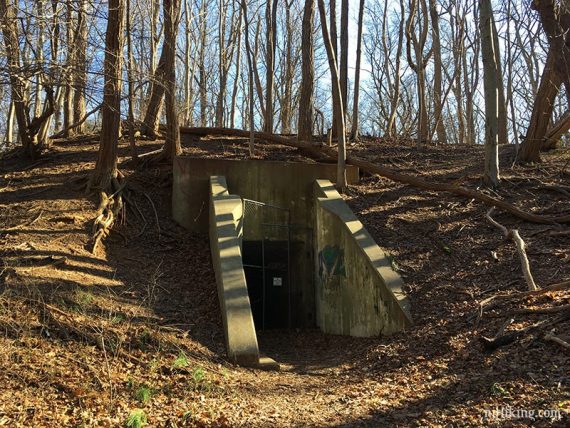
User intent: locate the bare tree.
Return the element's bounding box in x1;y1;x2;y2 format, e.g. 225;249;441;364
90;0;125;189
298;0;315;142
479;0;500;187
317;0;347;190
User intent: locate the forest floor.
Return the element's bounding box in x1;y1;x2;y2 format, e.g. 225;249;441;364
0;134;569;427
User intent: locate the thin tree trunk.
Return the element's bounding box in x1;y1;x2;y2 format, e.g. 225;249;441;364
340;0;349;125
479;0;500;187
317;0;346;191
349;0;364;140
263;0;277;133
240;0;255;155
63;0;74;137
5;100;15;145
73;0;87;134
126;0;138;162
429;0;446;144
199;0;208;126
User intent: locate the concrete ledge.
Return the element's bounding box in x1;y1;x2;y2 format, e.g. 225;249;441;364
314;179;412;336
209;176;259;366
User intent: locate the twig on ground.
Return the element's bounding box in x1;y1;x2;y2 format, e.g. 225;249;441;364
486;208;539;291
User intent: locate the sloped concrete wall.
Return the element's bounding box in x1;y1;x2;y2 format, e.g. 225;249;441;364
209;176;259;366
314;180;412;337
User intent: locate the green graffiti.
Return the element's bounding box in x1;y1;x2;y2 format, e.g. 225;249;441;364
318;245;346;282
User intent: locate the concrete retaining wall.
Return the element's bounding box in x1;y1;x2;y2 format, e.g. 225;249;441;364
314;180;412;336
174;157;359;328
209;176;259;366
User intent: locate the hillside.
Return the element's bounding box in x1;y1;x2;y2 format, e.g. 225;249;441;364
0;136;569;427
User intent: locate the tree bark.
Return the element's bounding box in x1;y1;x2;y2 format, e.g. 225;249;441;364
162;0;182;160
317;0;347;191
297;0;315;142
349;0;365;140
91;0;125;190
519;49;561;163
479;0;500;187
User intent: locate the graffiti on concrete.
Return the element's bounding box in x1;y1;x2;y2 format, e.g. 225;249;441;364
318;245;346;283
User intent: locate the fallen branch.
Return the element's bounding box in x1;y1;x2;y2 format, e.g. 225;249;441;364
544;333;570;350
486;207;538;291
481;310;570;351
179;127;570;224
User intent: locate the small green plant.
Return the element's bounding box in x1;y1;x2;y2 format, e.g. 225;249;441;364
385;253;400;272
125;409;147;428
134;385;153;403
491;382;509;397
74;288;94;307
192;366;205;383
172;351;189;369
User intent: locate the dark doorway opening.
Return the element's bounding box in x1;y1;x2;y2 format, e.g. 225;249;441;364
242;238;290;330
242;199;291;330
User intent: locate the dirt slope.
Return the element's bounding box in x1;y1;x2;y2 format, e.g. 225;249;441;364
0;136;568;427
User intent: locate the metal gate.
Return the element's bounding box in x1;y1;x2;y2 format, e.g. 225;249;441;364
241;198;291;330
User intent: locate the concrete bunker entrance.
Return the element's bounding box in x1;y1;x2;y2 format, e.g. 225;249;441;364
172;157;413;368
241;198;314;330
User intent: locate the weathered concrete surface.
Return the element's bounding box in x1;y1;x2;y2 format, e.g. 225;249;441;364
209;176;260;366
174;157;359;327
173;157;359;232
314;179;412;337
209;176;280;370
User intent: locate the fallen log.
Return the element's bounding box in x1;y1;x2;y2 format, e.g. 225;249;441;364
179;127;570;224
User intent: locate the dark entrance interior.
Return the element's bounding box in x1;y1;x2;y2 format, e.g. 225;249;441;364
242;238;290;330
241;199;291;330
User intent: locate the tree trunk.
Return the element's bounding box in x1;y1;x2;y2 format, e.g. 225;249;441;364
162;0;182;160
280;1;294;134
479;0;500;187
264;0;278;133
519;49;561;163
199;0;208;126
91;0;125;190
5;100;15;146
429;0;446;144
141;47;167;138
73;0;88;134
349;0;364;140
317;0;346;191
297;0;315;142
63;0;75;137
126;0;138;162
240;0;256;155
340;0;349;123
330;0;338;138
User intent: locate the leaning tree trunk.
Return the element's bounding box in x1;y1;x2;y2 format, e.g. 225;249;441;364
317;0;347;191
141;44;167;138
90;0;125;190
479;0;500;187
297;0;315;143
519;49;561;163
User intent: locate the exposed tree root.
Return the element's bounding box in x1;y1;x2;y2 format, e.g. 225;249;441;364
90;175;126;254
178;127;570;224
